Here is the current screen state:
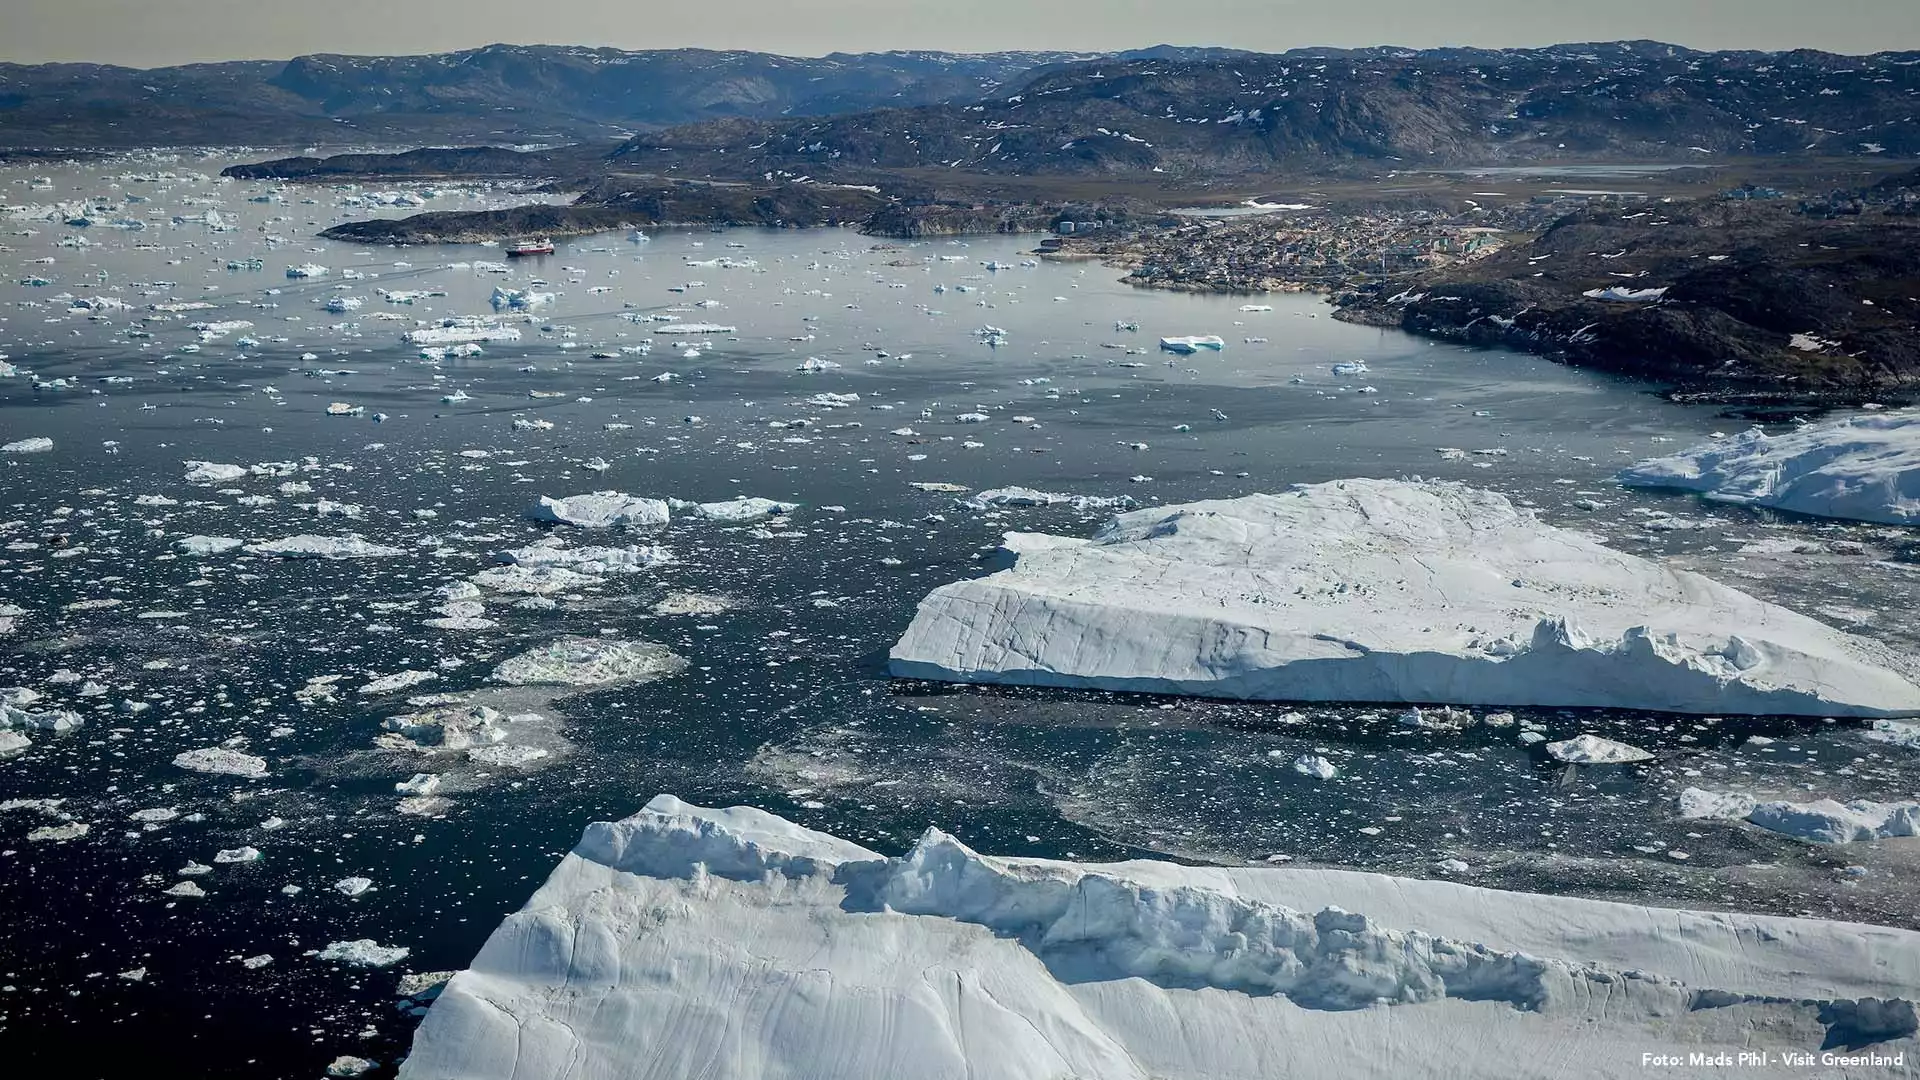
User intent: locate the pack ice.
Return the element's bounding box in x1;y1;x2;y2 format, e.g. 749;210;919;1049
397;796;1920;1080
888;480;1920;716
1618;411;1920;525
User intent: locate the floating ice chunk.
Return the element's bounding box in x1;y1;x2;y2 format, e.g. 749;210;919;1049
651;322;736;335
396;773;440;796
214;846;262;863
669;497;799;522
489;287;554;311
183;460;248;483
471;564;603;595
359;671;439;696
490;637;687;688
286;263;329;278
960;487;1135;512
163;880;207;898
1544;734;1653;765
243;535;403;559
889;480;1920;715
335;876;374;897
1158;334;1225;354
1292;754;1337;779
1745;798;1920;844
527;493;669;528
382;705;506;750
1619;411;1920;525
176;535;244;556
1677;787;1758;821
27;821;88;842
173;747;268;778
317;939;409;968
498;540;673;574
326;1056;376;1078
651;591;732;616
1;437;52;453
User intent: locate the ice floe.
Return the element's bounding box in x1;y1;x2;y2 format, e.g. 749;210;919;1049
527;493;670;529
889;480;1920;715
490;637;687;688
1619;411;1920;525
172;747;268;779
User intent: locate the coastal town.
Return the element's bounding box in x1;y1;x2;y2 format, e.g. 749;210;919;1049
1037;197;1582;293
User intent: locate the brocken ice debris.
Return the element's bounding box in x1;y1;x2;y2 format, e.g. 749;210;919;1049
173;747;268;778
317;939;410;968
243;535;404;559
889;480;1920;716
1619;411;1920;526
396;795;1920;1080
490;637;688;688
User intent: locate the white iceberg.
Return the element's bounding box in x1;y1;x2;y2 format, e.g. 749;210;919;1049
651;322;737;335
888;480;1920;716
1618;412;1920;526
1159;334;1226;354
527;493;669;529
1;437;53;453
183;460;249;483
398;795;1920;1080
489;287;554;311
959;487;1135;512
243;535;404;559
177;535;245;556
318;939;409;968
669;497;799;522
1544;734;1653;765
173;747;268;779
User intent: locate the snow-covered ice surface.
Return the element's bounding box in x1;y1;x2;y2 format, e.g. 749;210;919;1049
892;480;1920;716
8;153;1920;1078
401;795;1920;1080
1619;411;1920;525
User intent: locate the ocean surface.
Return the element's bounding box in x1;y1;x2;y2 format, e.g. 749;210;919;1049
2;153;1917;1077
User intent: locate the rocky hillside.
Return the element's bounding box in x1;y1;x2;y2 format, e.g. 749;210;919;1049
610;42;1920;179
1335;198;1920;406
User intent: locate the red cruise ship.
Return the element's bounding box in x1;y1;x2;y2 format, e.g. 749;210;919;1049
506;238;555;257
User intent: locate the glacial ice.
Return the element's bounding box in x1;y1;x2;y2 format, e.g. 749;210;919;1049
1544;734;1653;764
243;535;404;559
889;480;1920;716
317;940;409;968
1;437;53;453
172;748;268;778
1619;411;1920;525
526;493;670;529
397;795;1920;1080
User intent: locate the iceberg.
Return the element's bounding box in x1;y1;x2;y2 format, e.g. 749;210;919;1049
651;322;737;335
1;437;53;453
1582;285;1667;302
1158;334;1226;354
888;480;1920;716
398;795;1920;1080
489;287;554;311
404;320;523;346
1618;411;1920;525
490;637;687;687
526;493;669;528
668;497;799;522
243;535;404;559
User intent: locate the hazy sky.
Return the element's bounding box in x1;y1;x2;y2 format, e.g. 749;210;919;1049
5;0;1916;67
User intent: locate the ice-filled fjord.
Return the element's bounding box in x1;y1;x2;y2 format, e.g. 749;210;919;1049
3;155;1920;1078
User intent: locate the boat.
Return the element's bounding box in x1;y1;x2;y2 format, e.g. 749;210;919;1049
506;238;555;257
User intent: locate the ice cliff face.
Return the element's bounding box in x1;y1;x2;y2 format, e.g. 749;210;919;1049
888;479;1920;716
1619;411;1920;526
398;796;1920;1080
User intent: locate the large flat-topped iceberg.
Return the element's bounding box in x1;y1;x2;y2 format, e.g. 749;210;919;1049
888;480;1920;716
398;796;1920;1080
1618;411;1920;525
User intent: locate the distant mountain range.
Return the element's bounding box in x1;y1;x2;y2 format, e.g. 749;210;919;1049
606;41;1920;179
0;43;1251;148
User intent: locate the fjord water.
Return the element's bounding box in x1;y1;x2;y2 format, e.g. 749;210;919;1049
3;156;1918;1076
